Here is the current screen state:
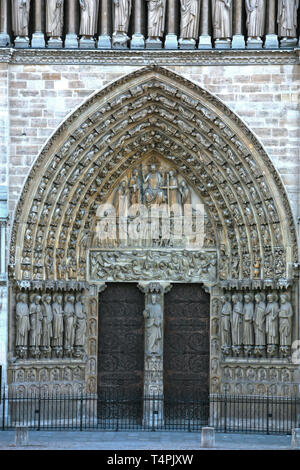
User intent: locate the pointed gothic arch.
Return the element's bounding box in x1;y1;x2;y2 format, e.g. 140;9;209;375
9;65;297;289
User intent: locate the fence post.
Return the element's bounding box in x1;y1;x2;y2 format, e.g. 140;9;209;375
80;393;83;432
37;396;41;431
2;388;5;430
266;393;269;435
224;393;227;433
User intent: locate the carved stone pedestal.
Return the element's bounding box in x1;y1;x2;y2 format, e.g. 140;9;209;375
178;38;196;50
214;38;231;49
47;38;63;49
112;33;129;49
65;33;79;49
280;37;298;49
247;37;263;49
0;33;11;47
164;34;178;49
264;34;279;49
198;35;212;49
15;426;29;447
130;33;145;49
146;38;163;49
98;35;111;49
14;37;30;49
201;427;215;448
31;32;46;48
232;34;245;49
80;38;96;49
291;429;300;449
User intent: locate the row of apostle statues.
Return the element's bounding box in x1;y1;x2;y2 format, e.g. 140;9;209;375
15;291;87;360
1;1;298;49
220;291;294;358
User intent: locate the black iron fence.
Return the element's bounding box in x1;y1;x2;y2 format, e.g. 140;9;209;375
0;389;299;434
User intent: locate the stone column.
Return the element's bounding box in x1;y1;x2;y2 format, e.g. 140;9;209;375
198;0;212;49
31;0;46;48
165;0;178;49
98;0;111;49
264;0;278;48
0;0;11;47
65;0;79;48
231;0;245;49
131;0;145;49
138;282;171;429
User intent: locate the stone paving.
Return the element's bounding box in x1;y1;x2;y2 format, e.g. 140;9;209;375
0;431;295;450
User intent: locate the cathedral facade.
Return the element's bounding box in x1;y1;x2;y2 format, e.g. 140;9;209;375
0;0;300;427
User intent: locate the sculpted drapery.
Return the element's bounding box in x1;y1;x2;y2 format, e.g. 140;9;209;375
245;0;266;37
212;0;232;39
277;0;299;37
113;0;132;33
147;0;167;38
79;0;99;36
180;0;200;39
46;0;64;37
12;0;30;37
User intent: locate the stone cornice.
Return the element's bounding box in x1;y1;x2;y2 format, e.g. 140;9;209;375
0;47;299;66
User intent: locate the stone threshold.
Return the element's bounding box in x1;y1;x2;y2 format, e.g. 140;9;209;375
0;47;299;66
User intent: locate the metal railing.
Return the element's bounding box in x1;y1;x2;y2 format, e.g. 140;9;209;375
0;389;299;434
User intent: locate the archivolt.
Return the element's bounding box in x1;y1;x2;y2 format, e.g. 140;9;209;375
9;66;298;288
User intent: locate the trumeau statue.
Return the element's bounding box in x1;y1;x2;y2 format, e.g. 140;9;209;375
277;0;299;37
143;293;163;355
46;0;64;38
180;0;200;39
12;0;30;37
245;0;266;38
79;0;99;37
212;0;232;39
146;0;167;39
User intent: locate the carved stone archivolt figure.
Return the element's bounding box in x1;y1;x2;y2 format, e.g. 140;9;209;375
16;293;30;357
220;294;232;354
279;293;293;353
12;0;30;37
146;0;167;39
277;0;299;37
143;293;163;355
46;0;64;38
79;0;99;37
180;0;200;39
212;0;232;39
129;168;142;205
245;0;266;38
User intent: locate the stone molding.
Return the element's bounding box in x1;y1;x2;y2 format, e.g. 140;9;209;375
0;48;299;66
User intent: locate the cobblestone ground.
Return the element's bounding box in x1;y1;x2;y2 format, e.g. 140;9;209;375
0;431;294;450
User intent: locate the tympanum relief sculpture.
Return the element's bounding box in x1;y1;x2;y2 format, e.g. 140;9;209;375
219;290;294;359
